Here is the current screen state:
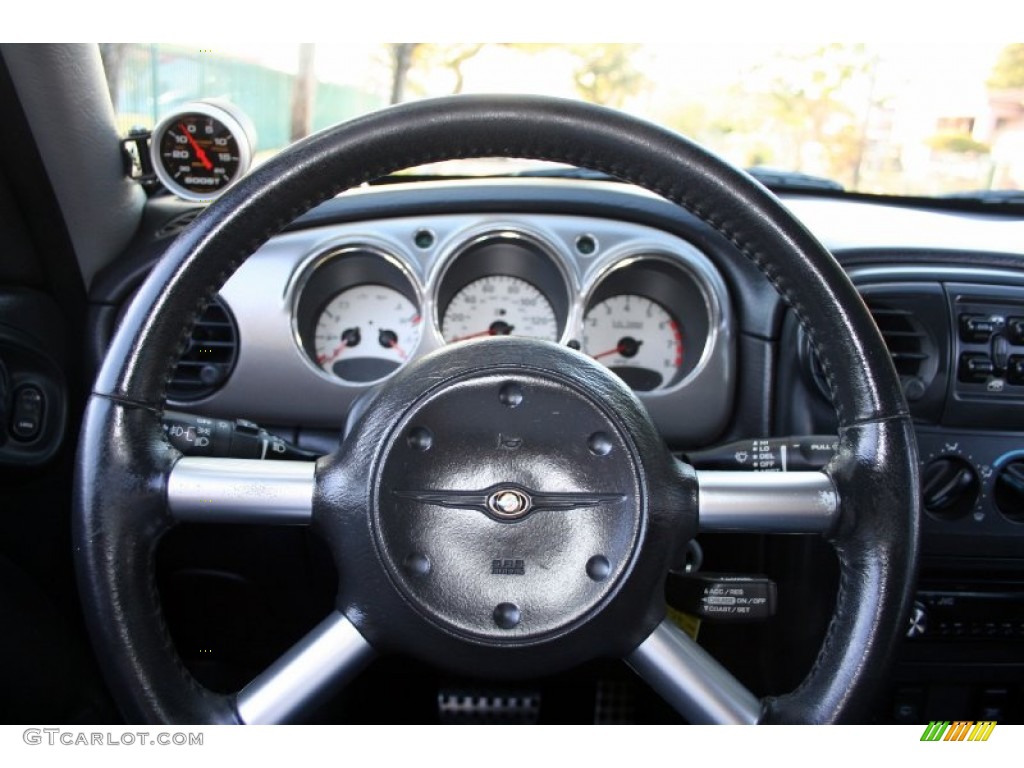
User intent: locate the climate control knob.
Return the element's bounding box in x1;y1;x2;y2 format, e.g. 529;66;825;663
922;457;980;520
993;460;1024;522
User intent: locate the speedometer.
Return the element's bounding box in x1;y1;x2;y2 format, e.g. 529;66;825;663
583;294;683;391
150;100;255;202
441;275;559;343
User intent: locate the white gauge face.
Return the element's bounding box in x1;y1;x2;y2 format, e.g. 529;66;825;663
583;294;683;391
314;285;421;383
441;275;559;343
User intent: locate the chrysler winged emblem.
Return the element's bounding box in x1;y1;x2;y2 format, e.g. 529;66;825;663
393;483;624;521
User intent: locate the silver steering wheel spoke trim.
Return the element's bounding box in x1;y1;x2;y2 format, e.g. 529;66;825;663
167;457;315;525
696;469;839;534
235;611;375;724
627;618;761;724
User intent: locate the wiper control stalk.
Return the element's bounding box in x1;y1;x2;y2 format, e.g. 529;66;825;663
683;435;838;471
162;410;320;461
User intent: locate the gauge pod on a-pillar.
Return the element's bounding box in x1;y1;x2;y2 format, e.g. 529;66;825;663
150;100;256;202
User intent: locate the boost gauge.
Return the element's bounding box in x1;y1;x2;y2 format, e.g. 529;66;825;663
150;100;255;202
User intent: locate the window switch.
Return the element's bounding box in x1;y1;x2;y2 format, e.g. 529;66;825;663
958;353;994;383
1009;355;1024;385
959;313;997;343
1008;317;1024;345
11;385;44;441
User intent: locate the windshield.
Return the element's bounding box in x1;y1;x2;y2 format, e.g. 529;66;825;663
102;42;1024;196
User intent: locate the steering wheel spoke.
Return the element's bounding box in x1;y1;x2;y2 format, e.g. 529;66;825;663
695;468;839;535
627;618;761;724
167;457;315;525
235;611;374;724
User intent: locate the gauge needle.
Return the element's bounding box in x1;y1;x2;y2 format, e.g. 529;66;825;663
318;328;361;365
317;343;345;365
317;341;348;365
450;329;492;342
379;329;407;360
450;320;515;342
592;337;643;360
180;123;213;171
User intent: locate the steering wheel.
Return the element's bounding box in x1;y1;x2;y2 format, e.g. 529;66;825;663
74;95;919;724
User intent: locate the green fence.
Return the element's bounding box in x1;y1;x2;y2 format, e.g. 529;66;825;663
109;44;383;153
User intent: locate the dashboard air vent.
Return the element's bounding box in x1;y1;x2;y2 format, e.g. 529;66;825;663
167;297;238;402
806;289;943;412
866;299;935;384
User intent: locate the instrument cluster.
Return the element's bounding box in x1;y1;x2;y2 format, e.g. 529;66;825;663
291;223;724;395
209;211;734;443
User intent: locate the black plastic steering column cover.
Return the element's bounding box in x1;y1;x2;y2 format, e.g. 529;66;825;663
75;95;919;724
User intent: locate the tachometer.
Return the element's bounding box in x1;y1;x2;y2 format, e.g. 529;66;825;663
314;285;422;383
441;275;558;343
150;100;255;202
584;294;683;391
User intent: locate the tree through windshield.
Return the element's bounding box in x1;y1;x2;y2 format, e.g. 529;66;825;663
102;42;1024;196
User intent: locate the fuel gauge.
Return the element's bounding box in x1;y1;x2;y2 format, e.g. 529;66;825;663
314;285;422;383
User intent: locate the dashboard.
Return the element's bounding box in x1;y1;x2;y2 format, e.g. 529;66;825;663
81;177;1024;723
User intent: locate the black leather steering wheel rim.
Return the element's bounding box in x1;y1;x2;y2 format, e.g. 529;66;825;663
74;94;919;724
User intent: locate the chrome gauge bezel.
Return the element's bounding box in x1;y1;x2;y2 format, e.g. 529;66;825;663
289;241;425;386
580;250;723;395
150;100;255;202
